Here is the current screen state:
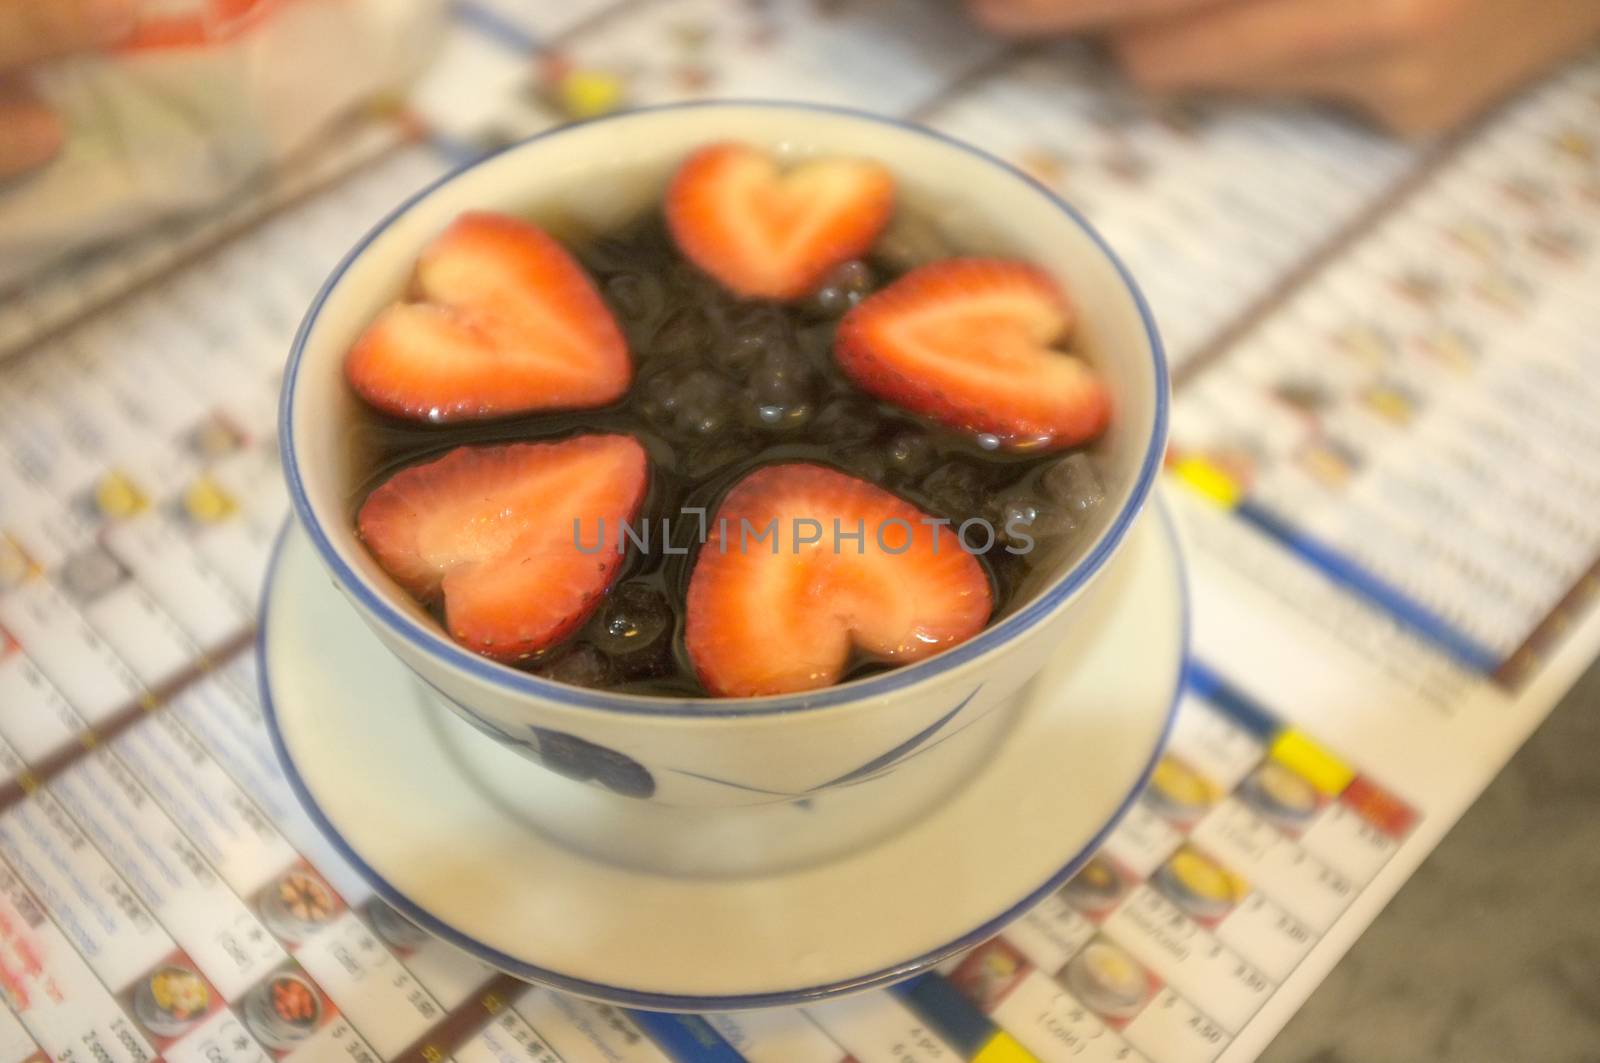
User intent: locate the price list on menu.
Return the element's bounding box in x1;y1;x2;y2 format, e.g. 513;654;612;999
1170;59;1600;683
2;2;1598;1062
937;669;1414;1063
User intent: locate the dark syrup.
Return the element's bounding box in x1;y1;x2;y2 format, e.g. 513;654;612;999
346;212;1106;696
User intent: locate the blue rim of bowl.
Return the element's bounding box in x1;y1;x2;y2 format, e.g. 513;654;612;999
256;498;1190;1010
279;99;1171;718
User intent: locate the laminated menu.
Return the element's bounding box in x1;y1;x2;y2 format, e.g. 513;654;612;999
1;2;1597;1061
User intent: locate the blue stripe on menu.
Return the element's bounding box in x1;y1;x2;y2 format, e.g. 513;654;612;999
628;1012;751;1063
454;0;544;53
892;973;999;1059
1234;501;1501;674
1185;660;1280;740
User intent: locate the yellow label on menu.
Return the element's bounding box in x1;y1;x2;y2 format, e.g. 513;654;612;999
558;70;625;119
0;534;33;589
1270;730;1354;796
1170;456;1241;508
973;1032;1041;1063
95;471;147;519
184;477;237;523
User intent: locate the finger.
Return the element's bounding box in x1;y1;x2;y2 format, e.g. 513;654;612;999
0;83;64;177
1111;35;1389;97
1148;55;1397;119
0;0;137;70
1116;45;1461;137
1112;0;1437;89
968;0;1224;35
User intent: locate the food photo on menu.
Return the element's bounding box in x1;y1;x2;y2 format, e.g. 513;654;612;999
0;2;1597;1062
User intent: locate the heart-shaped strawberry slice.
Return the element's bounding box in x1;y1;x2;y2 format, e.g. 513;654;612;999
357;434;648;663
666;143;895;300
345;212;630;423
685;464;992;697
836;258;1111;451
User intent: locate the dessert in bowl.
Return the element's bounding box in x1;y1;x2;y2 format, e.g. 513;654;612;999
280;102;1168;873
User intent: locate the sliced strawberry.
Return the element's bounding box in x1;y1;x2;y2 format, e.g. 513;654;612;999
685;464;992;697
836;259;1111;451
345;212;630;422
357;434;647;663
666;143;895;301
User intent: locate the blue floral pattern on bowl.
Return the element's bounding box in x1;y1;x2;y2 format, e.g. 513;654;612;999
420;671;984;805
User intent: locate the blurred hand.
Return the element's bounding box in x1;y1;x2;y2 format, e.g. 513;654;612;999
0;0;135;177
969;0;1600;135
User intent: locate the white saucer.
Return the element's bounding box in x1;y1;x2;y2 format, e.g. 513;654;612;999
260;499;1187;1009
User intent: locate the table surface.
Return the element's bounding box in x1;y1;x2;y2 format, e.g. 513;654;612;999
1261;661;1600;1062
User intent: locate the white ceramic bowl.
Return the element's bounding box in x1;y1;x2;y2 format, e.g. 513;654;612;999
280;102;1169;875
